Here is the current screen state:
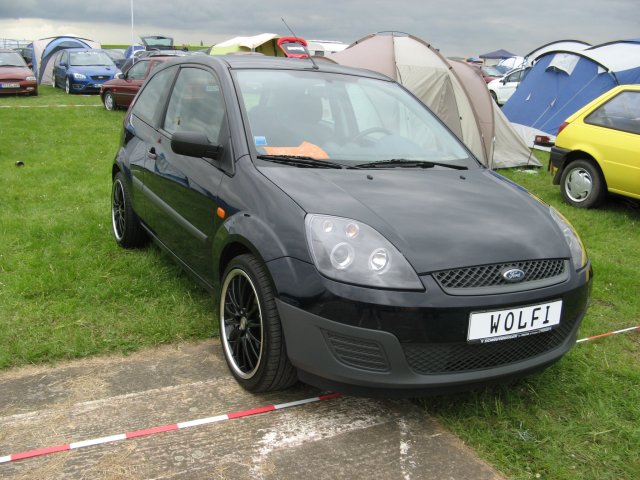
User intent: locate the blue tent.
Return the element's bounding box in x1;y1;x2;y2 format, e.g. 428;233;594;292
503;40;640;138
31;36;100;84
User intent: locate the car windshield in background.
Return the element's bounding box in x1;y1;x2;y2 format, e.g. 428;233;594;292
481;65;503;77
236;69;472;166
0;51;27;67
70;51;114;66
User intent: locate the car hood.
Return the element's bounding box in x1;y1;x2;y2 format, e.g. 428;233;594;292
0;66;33;80
69;65;117;76
259;166;570;273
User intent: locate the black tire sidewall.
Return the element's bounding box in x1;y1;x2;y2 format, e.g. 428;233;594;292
111;172;147;248
220;254;295;392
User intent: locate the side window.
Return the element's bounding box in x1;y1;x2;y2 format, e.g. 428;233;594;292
585;91;640;134
507;70;520;83
127;60;149;80
132;67;175;125
163;67;225;144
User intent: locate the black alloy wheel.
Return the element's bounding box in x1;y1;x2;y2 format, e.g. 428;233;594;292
111;172;148;248
220;254;297;392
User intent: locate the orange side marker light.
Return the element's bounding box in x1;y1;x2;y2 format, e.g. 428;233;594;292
217;207;226;219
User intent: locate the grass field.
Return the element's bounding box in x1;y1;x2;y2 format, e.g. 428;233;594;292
1;86;638;479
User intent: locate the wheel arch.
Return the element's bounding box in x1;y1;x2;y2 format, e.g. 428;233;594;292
212;214;295;293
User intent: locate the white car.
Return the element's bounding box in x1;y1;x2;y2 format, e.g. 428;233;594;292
488;67;529;105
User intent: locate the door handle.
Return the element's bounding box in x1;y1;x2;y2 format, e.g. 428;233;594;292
147;147;157;160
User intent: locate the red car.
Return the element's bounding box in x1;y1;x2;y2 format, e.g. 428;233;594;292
0;49;37;96
100;55;175;110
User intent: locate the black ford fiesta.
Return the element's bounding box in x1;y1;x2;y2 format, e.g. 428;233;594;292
111;55;592;396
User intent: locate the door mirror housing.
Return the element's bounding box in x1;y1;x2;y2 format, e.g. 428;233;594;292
171;131;222;160
115;72;124;79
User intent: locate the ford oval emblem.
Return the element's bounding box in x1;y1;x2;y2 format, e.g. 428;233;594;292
502;268;526;283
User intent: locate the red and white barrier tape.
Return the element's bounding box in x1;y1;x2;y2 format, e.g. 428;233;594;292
576;325;640;343
0;392;342;464
2;325;637;465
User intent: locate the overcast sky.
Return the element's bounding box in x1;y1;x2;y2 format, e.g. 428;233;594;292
0;1;638;57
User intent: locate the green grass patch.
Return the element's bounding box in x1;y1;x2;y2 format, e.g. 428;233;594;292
2;89;638;478
1;86;215;368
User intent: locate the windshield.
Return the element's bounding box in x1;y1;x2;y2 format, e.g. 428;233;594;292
70;51;114;66
235;69;473;167
0;51;27;67
481;66;502;77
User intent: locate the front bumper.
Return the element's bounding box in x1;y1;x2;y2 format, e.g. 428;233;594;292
269;257;592;396
0;81;37;95
70;78;112;93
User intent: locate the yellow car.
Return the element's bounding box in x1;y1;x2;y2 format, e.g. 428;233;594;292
551;84;640;208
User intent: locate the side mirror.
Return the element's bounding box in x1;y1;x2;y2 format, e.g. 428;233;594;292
60;62;67;67
115;72;124;79
171;131;222;160
501;78;508;85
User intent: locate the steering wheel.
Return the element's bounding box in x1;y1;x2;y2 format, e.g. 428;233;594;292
352;127;392;145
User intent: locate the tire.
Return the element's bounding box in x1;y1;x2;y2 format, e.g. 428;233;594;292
65;77;71;94
220;254;297;392
560;159;606;208
490;90;498;104
103;91;116;111
111;172;148;248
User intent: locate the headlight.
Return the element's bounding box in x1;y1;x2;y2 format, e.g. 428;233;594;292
26;76;36;81
550;207;587;270
72;73;87;80
305;214;423;289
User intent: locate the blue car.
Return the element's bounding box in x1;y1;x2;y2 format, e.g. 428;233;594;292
53;48;120;94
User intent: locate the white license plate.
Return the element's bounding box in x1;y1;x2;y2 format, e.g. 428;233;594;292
468;300;562;343
1;83;20;88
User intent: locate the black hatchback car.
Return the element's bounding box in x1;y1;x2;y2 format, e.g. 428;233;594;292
111;55;592;396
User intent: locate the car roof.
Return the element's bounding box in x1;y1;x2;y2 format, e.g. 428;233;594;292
166;54;394;82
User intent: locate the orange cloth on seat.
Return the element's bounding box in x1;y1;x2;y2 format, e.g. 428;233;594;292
264;141;329;159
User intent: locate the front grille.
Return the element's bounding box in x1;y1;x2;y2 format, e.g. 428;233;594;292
91;75;109;80
403;311;579;374
434;259;566;292
324;331;389;372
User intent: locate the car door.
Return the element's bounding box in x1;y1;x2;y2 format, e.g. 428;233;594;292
142;65;230;280
124;66;178;227
115;59;149;107
584;90;640;196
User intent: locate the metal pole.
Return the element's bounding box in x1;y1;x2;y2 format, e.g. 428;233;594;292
130;0;134;45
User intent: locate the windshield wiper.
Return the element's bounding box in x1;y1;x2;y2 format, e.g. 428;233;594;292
257;154;344;169
349;159;468;170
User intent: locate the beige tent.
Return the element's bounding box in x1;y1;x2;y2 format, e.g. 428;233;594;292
210;33;284;56
326;33;539;169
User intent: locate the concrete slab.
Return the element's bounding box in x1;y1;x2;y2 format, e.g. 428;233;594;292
0;341;505;479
